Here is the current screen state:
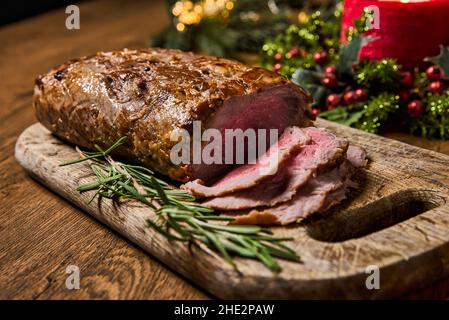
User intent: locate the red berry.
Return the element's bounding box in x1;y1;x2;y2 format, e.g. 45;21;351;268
428;81;446;94
274;52;282;60
399;71;413;87
426;66;444;81
343;91;356;105
321;74;337;87
273;63;282;72
399;90;411;101
326;94;341;109
354;88;368;102
324;65;337;75
407;100;424;118
313;50;328;64
311;108;319;120
289;47;299;58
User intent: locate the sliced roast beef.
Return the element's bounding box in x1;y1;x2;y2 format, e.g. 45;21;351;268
316;148;366;213
318;179;351;213
202;127;348;210
318;160;359;213
346;144;368;168
229;162;351;226
182;127;311;198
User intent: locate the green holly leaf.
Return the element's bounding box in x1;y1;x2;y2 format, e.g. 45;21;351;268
337;36;375;79
425;45;449;77
319;107;365;128
292;68;321;86
343;109;365;126
312;86;329;107
292;68;328;105
319;107;349;122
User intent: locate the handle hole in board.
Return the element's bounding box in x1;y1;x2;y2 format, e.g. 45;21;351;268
305;189;446;243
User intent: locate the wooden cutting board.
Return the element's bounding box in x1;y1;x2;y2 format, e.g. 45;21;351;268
14;120;449;299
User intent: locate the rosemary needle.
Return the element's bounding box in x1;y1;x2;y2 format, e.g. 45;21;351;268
61;136;300;271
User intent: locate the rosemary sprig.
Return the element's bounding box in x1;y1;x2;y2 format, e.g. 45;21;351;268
60;137;300;271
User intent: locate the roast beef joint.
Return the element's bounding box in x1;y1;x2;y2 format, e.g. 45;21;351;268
33;48;368;226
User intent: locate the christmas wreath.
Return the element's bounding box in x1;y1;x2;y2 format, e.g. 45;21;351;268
260;7;449;139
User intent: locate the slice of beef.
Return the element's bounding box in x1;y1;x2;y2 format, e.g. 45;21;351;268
317;161;358;213
181;127;311;198
313;145;365;214
34;48;312;182
346;144;368;168
229;163;350;226
318;180;350;213
313;145;365;215
202;127;348;210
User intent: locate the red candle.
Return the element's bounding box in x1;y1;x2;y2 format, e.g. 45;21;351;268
341;0;449;69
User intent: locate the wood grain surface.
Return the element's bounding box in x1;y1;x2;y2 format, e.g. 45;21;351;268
2;0;449;299
0;0;207;300
14;121;449;298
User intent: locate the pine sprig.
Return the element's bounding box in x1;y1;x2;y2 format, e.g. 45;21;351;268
261;11;341;77
60;137;300;271
346;7;374;41
319;92;400;133
354;59;400;92
357;93;400;133
410;92;449;139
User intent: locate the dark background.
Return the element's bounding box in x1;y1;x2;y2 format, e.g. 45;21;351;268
0;0;307;27
0;1;82;26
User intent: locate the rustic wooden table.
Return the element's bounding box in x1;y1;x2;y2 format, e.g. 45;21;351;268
1;0;448;299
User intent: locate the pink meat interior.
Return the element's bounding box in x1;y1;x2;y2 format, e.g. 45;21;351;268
189;84;311;182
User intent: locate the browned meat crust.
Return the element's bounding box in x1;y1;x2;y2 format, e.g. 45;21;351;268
34;48;312;182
